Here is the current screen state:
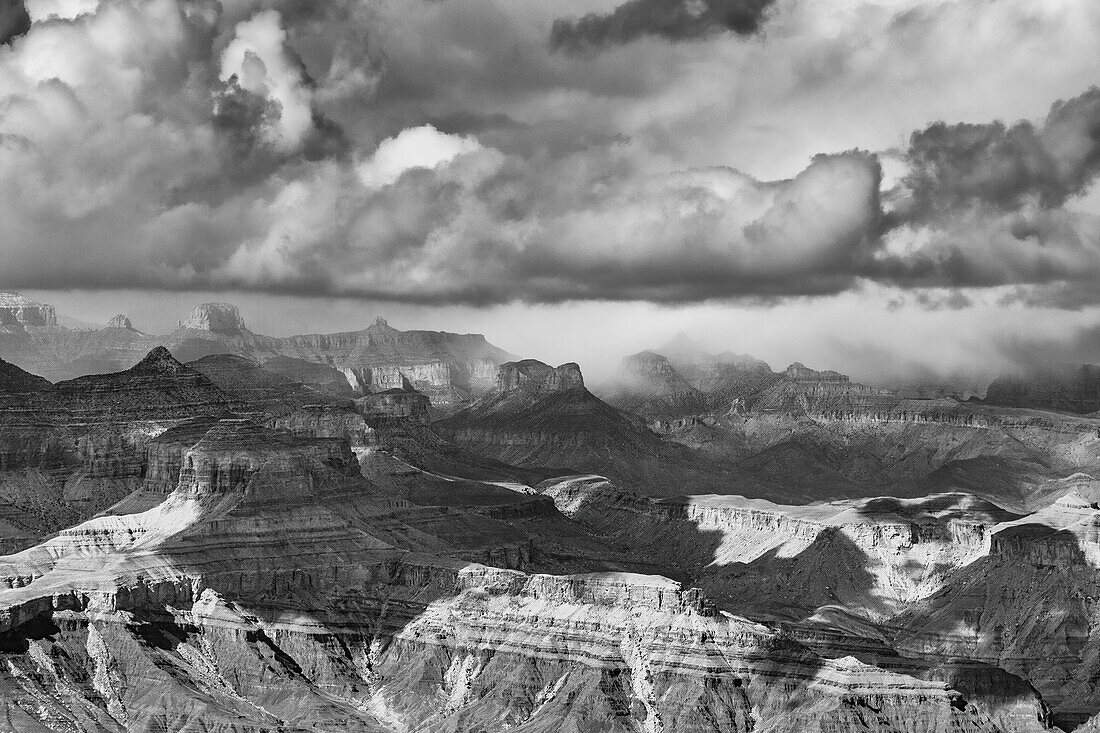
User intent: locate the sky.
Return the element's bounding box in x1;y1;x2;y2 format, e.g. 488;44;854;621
3;0;1100;385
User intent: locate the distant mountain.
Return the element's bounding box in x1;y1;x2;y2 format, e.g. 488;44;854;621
746;361;899;415
602;334;781;417
0;295;515;409
985;363;1100;414
187;353;352;418
260;355;360;399
603;350;708;417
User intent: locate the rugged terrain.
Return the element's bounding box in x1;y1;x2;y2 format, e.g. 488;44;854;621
3;334;1100;730
0;351;1053;732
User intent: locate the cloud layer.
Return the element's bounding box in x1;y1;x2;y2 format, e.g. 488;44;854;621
0;0;1099;307
550;0;776;52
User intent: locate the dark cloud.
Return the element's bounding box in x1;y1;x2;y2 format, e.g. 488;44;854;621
551;0;775;52
900;87;1100;218
1;0;1100;310
860;88;1100;299
0;0;29;45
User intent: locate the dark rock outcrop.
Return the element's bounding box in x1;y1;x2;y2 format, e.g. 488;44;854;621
357;384;431;423
496;358;584;394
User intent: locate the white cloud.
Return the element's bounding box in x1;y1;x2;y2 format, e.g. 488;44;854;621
357;125;483;189
220;9;314;151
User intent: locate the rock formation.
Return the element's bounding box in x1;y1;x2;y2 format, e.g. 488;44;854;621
106;314;134;330
180;302;247;334
496;358;585;393
0;348;237;551
603;350;709;417
746;362;899;414
356;384;431;423
0;291;56;327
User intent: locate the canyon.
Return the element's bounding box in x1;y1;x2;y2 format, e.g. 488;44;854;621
1;312;1100;730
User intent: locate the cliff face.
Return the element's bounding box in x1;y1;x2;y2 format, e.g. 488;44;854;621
986;363;1100;414
179;303;247;334
356;387;431;423
441;362;768;497
496;359;585;394
0;292;56;327
746;362;900;414
542;476;1014;621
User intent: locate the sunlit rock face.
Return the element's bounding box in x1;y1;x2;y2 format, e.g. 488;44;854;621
0;413;1049;733
541;476;1016;621
0;292;56;327
541;474;1100;729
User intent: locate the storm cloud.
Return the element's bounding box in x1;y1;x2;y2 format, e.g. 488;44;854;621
550;0;776;52
1;0;1100;308
0;0;29;45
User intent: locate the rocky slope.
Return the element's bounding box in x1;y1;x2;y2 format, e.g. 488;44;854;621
437;360;760;497
890;490;1100;729
0;348;239;551
0;413;1050;732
